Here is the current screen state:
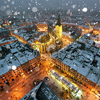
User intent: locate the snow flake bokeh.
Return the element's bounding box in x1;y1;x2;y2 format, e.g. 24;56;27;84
0;6;6;11
82;7;88;12
8;66;11;70
14;29;18;34
11;1;15;5
12;65;16;70
6;10;12;15
32;7;38;12
6;90;9;93
0;0;99;17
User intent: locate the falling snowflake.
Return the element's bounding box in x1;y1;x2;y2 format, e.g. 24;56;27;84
11;1;15;5
28;3;31;6
72;5;76;9
34;16;37;19
31;92;36;98
7;5;10;8
39;3;41;5
35;1;37;4
9;21;11;23
95;3;97;6
28;7;30;10
8;97;11;100
8;66;11;70
82;7;88;12
14;12;18;15
0;6;6;11
14;7;17;10
8;0;10;2
6;90;9;93
12;65;16;70
14;29;18;34
17;12;20;14
66;9;70;14
66;3;68;5
78;9;80;11
32;7;38;12
6;45;10;49
6;10;12;15
90;9;94;12
23;11;25;14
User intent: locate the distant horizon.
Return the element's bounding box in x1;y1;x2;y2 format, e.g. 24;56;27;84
0;9;99;18
0;0;100;17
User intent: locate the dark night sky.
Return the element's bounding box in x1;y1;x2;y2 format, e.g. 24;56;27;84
0;0;100;15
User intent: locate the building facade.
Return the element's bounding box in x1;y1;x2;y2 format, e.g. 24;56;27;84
0;41;40;90
35;15;63;53
51;34;100;97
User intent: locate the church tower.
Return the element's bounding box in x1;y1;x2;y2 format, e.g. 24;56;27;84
55;14;62;40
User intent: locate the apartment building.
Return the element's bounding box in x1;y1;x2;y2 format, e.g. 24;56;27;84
0;41;40;90
51;33;100;96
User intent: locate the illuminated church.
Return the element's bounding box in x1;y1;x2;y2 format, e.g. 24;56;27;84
34;15;63;53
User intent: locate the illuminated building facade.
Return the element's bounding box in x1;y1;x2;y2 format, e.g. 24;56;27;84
55;15;62;40
0;41;40;90
36;23;48;33
51;34;100;97
11;32;28;44
34;15;63;53
8;15;63;54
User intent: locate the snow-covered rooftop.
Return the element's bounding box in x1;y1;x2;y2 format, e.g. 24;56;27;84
51;34;100;84
87;71;99;83
0;36;17;44
6;54;21;68
0;59;9;76
97;78;100;85
62;58;72;66
69;60;81;70
24;51;35;61
77;63;90;76
0;41;40;76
